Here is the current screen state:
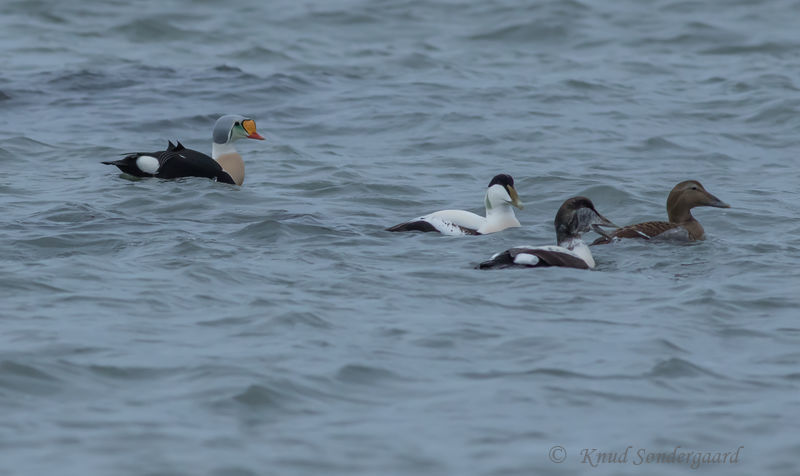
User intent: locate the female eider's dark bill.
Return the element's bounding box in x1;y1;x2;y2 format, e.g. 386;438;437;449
386;174;524;236
102;115;264;186
478;196;617;270
591;180;730;245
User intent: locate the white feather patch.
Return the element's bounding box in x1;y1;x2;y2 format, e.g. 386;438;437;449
423;216;475;236
136;155;160;175
420;210;485;236
513;253;540;266
512;242;595;269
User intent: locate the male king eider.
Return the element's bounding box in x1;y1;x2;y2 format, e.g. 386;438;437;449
102;115;264;185
386;174;524;236
478;196;617;270
591;180;730;245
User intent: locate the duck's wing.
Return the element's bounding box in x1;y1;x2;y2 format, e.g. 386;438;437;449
103;142;234;183
156;149;233;183
591;221;679;245
478;246;590;269
101;147;174;177
386;210;483;236
385;220;442;233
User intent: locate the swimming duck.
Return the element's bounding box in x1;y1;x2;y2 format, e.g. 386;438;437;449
591;180;730;245
386;174;523;236
102;115;264;185
478;196;617;270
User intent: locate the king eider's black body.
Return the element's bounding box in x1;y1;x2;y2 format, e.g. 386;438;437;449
102;141;235;184
103;115;264;185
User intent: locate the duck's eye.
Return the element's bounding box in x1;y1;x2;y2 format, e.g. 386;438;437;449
691;186;698;190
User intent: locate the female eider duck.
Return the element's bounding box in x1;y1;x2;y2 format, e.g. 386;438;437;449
386;174;523;236
478;196;617;270
102;115;264;185
591;180;730;245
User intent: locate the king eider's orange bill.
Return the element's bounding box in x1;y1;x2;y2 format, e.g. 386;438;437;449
242;119;265;140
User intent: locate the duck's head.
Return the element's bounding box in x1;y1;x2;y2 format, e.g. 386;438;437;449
485;174;524;211
555;196;617;243
666;180;730;221
212;115;265;145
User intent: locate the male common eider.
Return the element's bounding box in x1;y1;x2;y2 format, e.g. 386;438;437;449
386;174;524;236
102;115;264;185
478;196;617;270
591;180;730;245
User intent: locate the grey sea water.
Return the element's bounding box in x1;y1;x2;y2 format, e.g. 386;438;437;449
1;0;799;475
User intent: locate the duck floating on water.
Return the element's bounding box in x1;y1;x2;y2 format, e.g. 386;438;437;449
591;180;729;245
102;115;264;185
478;196;617;270
386;174;524;236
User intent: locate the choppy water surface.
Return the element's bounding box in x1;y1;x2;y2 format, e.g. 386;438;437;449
1;0;799;475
